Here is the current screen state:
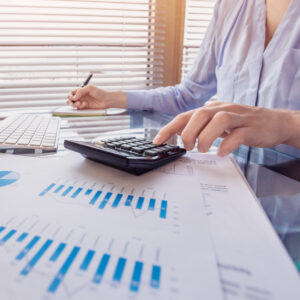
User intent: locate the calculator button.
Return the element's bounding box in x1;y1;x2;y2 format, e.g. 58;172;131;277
140;144;155;150
112;142;123;147
120;144;132;151
165;145;179;151
153;147;167;154
131;147;145;154
144;150;159;157
128;143;139;147
105;143;115;149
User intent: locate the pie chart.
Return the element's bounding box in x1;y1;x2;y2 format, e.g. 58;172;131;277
0;171;20;187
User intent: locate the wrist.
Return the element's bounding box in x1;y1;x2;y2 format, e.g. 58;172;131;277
105;91;127;109
285;111;300;149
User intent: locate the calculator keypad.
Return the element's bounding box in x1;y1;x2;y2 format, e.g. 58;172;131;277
99;137;179;157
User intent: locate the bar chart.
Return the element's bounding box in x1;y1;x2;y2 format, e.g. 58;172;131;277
0;170;20;187
0;224;162;297
39;182;168;220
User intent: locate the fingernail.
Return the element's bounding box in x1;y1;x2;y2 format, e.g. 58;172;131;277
153;135;162;144
185;144;194;151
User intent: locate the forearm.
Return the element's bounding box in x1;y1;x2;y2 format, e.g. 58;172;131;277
285;111;300;149
105;91;127;108
126;81;216;116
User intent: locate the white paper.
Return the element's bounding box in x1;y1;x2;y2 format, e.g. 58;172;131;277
52;106;106;116
156;153;300;300
0;153;222;300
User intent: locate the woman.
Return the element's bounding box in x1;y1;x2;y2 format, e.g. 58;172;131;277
67;0;300;157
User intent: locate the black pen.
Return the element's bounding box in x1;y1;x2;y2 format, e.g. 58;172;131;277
81;72;93;87
72;72;93;103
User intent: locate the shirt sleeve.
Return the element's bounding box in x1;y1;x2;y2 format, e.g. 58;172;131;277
126;1;220;116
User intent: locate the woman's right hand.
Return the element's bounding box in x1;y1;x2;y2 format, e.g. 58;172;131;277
66;85;127;110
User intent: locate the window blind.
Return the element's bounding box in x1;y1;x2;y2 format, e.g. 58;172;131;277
182;0;216;78
0;0;166;113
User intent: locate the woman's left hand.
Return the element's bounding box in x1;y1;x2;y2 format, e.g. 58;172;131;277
153;102;298;156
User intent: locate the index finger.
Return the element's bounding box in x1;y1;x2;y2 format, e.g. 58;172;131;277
153;111;193;144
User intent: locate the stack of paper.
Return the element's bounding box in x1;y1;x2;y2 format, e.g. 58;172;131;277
0;152;299;300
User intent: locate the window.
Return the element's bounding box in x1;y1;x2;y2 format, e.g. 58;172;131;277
182;0;216;79
0;0;167;113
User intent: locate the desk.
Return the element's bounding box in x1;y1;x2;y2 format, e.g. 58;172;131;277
56;111;300;272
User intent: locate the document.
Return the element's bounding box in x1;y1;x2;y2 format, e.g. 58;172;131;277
0;153;222;300
156;153;300;300
52;106;126;117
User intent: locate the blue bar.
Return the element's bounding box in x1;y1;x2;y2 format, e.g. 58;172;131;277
71;187;83;199
17;232;28;242
148;198;156;211
125;195;133;206
85;189;92;196
112;193;123;208
98;192;112;209
89;190;102;205
0;229;16;245
136;197;144;210
160;200;167;219
0;226;5;233
93;254;110;284
21;239;53;276
54;185;65;194
113;257;127;282
130;261;144;292
50;243;66;262
150;265;161;289
48;246;80;293
62;186;74;197
80;250;95;271
39;183;56;196
16;236;40;260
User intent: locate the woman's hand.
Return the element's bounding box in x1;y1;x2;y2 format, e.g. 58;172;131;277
66;85;127;110
153;102;300;156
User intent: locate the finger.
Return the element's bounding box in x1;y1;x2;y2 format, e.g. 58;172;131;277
217;128;249;156
68;89;79;101
180;108;214;150
197;111;245;152
69;86;90;102
77;101;87;110
181;104;252;150
207;102;253;115
153;111;193;145
204;100;223;107
72;101;81;109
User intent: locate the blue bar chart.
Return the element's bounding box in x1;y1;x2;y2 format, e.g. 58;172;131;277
39;183;168;219
0;225;162;295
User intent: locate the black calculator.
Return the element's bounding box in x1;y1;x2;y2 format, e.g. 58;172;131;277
64;137;186;175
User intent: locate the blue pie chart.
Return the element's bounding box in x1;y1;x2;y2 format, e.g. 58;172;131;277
0;171;20;187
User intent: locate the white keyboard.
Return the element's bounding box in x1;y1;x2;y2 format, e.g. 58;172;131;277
0;114;60;154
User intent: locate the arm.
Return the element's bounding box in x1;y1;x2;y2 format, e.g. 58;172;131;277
67;1;221;115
